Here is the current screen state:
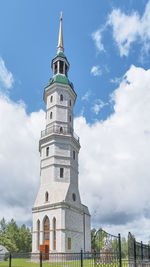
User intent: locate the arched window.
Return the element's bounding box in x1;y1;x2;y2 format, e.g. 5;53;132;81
50;112;52;119
45;191;49;202
53;217;56;250
50;95;53;103
60;127;63;133
60;94;63;101
37;220;40;250
43;216;50;247
46;147;49;157
72;193;76;201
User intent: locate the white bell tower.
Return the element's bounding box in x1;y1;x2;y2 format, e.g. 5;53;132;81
32;14;91;253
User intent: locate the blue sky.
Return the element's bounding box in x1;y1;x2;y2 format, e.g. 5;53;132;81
1;0;150;242
0;0;149;122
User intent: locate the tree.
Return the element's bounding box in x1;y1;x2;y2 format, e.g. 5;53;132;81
0;218;32;252
93;228;108;252
18;224;32;252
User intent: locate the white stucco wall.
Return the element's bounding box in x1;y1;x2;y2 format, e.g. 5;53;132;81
32;81;91;253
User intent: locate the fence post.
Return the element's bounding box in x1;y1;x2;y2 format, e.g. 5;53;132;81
148;245;150;261
141;241;143;261
118;233;122;267
134;238;136;267
40;251;42;267
81;249;83;267
9;253;11;267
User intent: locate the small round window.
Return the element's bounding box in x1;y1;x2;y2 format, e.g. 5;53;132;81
72;193;76;201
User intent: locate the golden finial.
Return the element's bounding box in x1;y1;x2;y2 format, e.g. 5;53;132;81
58;11;63;49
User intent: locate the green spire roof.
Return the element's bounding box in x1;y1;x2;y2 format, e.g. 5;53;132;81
51;75;69;85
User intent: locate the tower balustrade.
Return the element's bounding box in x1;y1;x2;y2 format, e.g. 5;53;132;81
41;124;79;142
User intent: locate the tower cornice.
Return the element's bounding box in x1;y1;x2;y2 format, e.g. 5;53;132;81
44;82;77;104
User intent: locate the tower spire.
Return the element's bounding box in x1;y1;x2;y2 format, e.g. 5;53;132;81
57;12;64;54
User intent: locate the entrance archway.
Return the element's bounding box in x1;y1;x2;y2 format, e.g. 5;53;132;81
43;216;50;250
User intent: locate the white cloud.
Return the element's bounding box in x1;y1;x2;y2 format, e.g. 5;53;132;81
92;29;105;52
91;65;102;76
92;99;108;115
82;91;91;101
108;9;140;56
0;95;45;224
108;0;150;56
1;61;150;241
74;65;150;241
110;77;123;85
92;0;150;57
0;57;14;89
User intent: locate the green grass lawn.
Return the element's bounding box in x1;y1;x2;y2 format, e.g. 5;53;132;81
0;258;129;267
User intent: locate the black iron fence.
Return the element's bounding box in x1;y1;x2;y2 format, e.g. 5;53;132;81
0;251;130;267
94;228;122;266
0;230;150;267
128;232;150;266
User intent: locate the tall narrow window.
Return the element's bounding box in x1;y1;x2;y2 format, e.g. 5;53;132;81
53;217;56;250
45;191;49;202
60;94;63;101
50;112;52;119
60;127;63;133
73;150;75;160
69;115;71;122
72;193;76;201
59;61;63;74
46;147;49;157
65;64;68;76
54;62;57;75
69;99;71;106
37;220;40;250
50;95;53;103
44;216;50;246
68;238;71;250
60;168;64;178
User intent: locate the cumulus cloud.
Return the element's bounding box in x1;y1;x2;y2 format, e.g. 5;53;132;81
0;95;45;224
0;57;14;89
92;0;150;57
82;91;91;101
1;60;150;241
91;65;102;76
92;29;105;52
74;65;150;241
92;99;108;115
110;77;123;85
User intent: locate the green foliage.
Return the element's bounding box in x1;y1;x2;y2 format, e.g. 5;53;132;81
91;228;96;250
0;218;32;253
121;237;128;258
91;228;108;252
